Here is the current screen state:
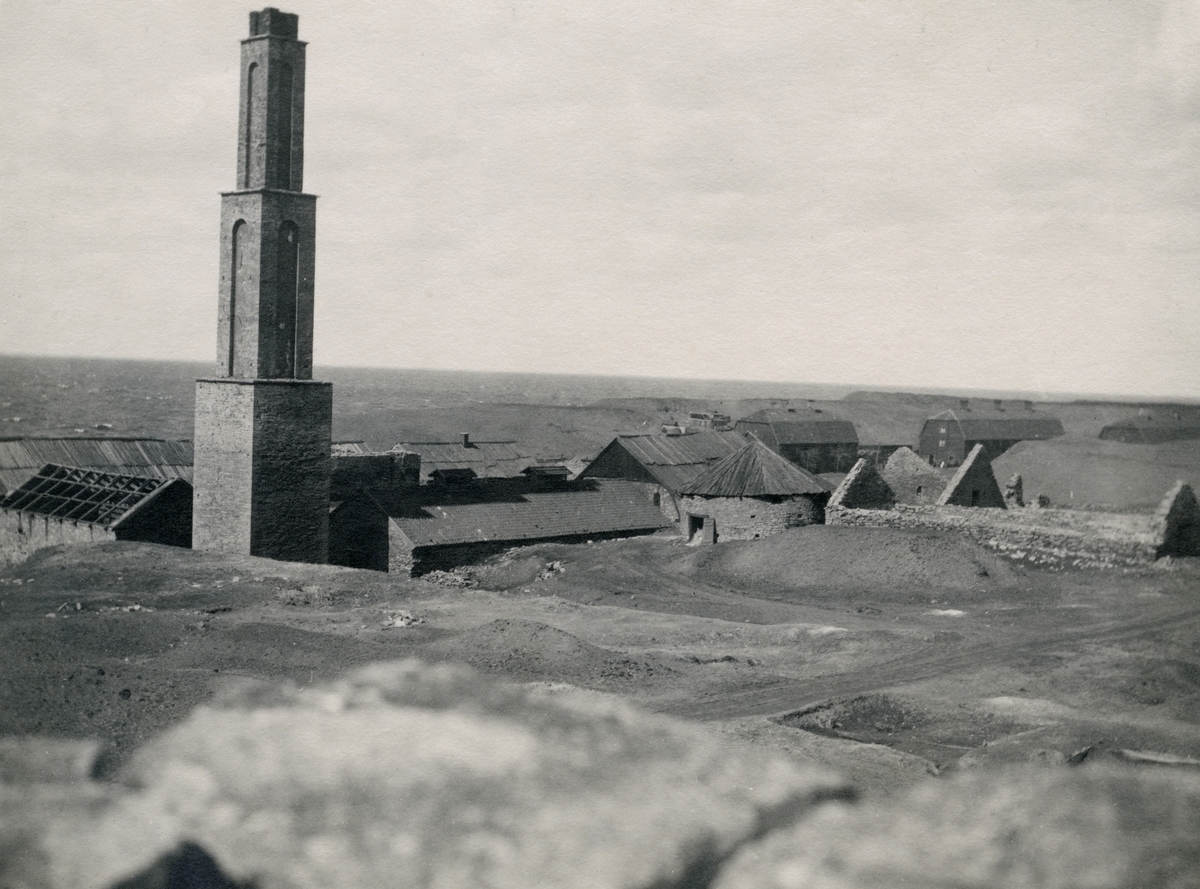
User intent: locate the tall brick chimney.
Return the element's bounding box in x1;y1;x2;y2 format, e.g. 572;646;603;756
192;9;332;564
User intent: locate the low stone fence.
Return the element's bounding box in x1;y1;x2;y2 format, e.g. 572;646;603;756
827;503;1162;569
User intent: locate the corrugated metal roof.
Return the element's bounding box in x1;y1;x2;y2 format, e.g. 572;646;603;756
0;437;193;493
1;464;185;529
615;431;749;466
734;412;859;446
597;431;749;492
925;414;1064;442
390;440;538;480
735;410;858;445
679;439;834;497
385;478;670;548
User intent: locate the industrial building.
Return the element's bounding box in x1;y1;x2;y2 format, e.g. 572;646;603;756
918;412;1064;466
733;408;859;474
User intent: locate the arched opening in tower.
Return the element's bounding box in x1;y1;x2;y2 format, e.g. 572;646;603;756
228;219;248;376
274;221;300;378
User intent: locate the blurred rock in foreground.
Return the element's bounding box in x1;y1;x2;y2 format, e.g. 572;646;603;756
714;765;1200;889
3;659;1199;888
1;659;847;889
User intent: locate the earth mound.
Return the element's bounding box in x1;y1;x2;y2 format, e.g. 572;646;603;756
687;526;1019;603
425;619;674;686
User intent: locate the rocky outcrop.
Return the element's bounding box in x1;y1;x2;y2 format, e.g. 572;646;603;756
4;660;1200;889
713;765;1200;889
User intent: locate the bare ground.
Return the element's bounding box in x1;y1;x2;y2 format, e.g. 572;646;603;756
1;527;1198;795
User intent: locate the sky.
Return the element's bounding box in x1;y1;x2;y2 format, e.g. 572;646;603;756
1;1;1198;399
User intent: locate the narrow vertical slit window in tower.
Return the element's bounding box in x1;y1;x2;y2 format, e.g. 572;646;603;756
276;221;299;378
241;63;257;189
274;63;293;189
228;220;245;377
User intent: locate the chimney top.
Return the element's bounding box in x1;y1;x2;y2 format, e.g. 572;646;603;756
461;432;471;448
249;8;298;39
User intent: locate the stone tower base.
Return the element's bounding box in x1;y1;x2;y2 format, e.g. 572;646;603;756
193;378;332;563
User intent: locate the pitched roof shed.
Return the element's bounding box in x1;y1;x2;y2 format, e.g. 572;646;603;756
928;414;1064;442
581;431;749;492
735;409;859;447
385;478;669;548
679;439;834;498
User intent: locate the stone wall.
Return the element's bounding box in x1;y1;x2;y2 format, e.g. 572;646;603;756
827;502;1161;568
389;528;667;576
679;494;825;543
0;510;116;568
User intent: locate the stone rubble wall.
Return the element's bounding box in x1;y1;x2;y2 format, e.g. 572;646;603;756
0;510;116;569
827;503;1161;568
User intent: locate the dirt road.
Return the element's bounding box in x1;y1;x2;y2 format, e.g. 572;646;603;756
658;604;1200;721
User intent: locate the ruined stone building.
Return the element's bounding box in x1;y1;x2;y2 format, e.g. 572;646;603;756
0;465;193;567
192;8;333;564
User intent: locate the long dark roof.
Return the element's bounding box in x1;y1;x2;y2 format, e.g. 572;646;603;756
1;464;188;529
679;439;834;497
735;409;858;446
0;437;193;494
384;478;669;548
390;440;541;481
590;431;749;491
923;414;1064;441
